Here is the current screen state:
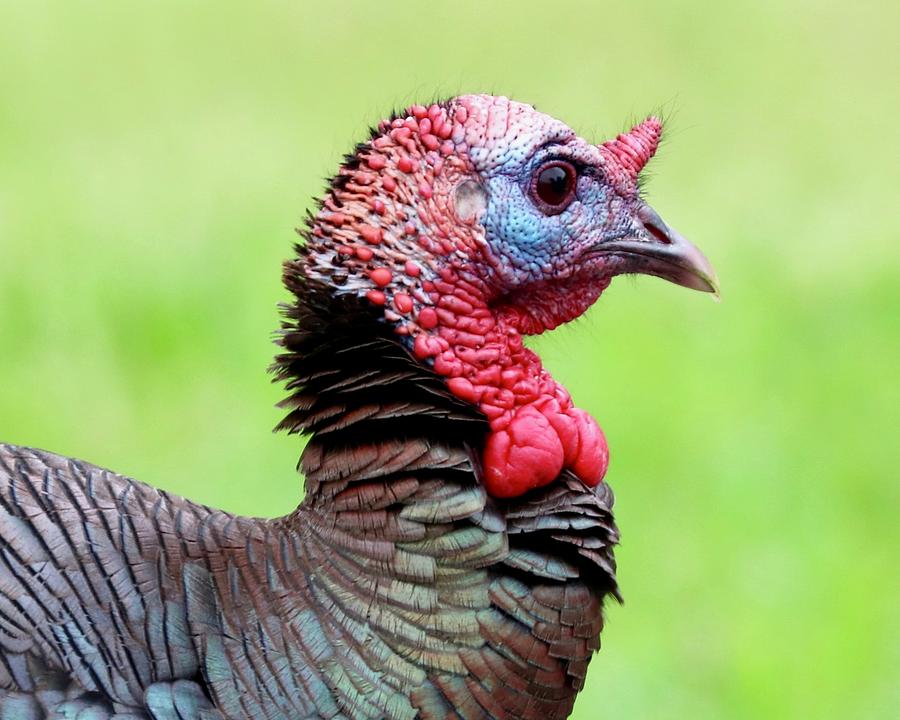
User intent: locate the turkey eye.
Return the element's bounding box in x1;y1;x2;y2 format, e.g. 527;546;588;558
531;161;576;214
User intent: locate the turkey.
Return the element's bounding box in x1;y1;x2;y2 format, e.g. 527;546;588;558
0;95;717;719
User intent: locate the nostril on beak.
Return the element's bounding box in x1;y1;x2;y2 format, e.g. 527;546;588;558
643;220;672;245
637;205;674;245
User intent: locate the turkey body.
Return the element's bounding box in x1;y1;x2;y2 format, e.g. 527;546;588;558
0;93;717;718
0;288;619;719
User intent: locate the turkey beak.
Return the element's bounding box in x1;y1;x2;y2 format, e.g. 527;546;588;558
597;204;719;295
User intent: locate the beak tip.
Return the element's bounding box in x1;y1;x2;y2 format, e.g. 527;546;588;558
699;271;721;298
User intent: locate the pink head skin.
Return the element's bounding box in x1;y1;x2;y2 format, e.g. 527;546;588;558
303;95;717;498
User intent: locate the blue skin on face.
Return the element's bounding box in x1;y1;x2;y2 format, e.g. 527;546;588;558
476;137;638;292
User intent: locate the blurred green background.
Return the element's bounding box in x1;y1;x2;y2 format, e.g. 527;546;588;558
1;1;897;718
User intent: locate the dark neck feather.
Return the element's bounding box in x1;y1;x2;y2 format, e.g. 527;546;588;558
272;267;487;493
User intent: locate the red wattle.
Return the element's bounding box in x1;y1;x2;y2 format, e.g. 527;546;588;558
482;400;608;497
539;397;579;466
566;407;608;486
482;405;564;498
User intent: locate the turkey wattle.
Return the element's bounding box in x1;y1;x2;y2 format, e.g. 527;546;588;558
0;95;717;719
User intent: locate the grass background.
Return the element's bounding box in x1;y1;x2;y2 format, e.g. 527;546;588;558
0;1;897;717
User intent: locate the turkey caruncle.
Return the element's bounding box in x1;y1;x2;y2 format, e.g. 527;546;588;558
0;95;717;719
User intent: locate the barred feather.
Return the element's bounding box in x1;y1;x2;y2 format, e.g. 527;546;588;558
0;280;618;719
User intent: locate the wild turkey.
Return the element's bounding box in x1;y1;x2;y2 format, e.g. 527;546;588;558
0;95;716;719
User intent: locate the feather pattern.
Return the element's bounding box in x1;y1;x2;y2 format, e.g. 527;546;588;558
0;281;618;719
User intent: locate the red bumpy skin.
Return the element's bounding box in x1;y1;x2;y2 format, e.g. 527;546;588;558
483;399;608;498
303;96;668;498
410;268;611;497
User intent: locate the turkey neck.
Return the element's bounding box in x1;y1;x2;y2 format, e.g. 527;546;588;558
267;279;620;719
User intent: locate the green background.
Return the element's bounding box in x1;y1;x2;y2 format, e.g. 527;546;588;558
1;2;897;718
